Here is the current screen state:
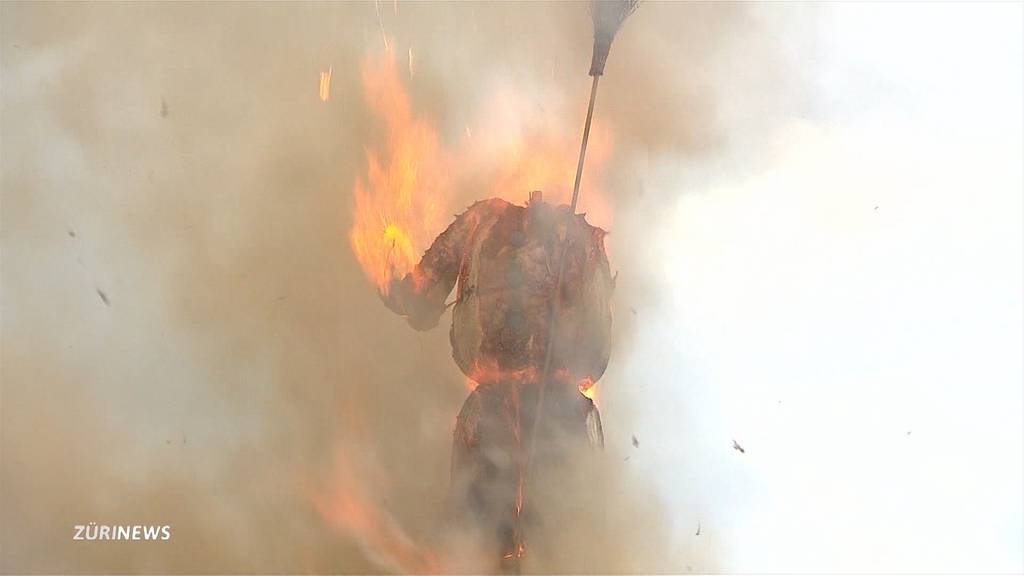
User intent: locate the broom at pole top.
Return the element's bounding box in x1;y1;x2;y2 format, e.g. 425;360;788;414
569;0;639;212
589;0;640;77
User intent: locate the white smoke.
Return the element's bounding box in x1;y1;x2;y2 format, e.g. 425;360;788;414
617;2;1023;573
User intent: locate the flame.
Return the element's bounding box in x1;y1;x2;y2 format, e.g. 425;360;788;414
319;66;332;102
460;82;615;228
578;376;597;402
349;49;615;297
349;49;614;297
309;449;439;574
349;48;448;294
467;357;539;386
486;127;612;221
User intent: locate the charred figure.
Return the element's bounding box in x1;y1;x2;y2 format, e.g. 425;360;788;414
380;190;613;564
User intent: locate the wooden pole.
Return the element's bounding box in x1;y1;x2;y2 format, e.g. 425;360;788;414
511;73;601;568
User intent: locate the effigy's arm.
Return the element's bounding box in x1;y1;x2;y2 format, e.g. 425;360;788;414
382;198;509;331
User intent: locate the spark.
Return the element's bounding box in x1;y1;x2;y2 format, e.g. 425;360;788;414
374;0;389;50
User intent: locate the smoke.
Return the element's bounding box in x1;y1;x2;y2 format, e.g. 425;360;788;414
4;1;1020;574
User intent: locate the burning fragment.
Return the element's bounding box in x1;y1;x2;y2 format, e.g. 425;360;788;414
578;376;597;400
319;66;332;102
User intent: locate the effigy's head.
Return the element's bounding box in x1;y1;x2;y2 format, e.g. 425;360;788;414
525;190;559;234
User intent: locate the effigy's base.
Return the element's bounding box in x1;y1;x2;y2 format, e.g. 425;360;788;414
447;378;603;572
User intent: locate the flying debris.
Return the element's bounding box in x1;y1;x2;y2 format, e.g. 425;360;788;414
696;521;701;536
319;67;332;102
95;288;110;307
732;439;745;454
632;434;639;448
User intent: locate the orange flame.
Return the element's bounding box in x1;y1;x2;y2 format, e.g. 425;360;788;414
319;66;332;102
578;376;597;402
309;450;439;574
349;48;448;294
349;49;614;298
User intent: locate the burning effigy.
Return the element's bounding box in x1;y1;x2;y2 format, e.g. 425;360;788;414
347;2;638;572
382;191;612;568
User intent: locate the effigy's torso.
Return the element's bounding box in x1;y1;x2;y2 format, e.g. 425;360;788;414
449;200;613;385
